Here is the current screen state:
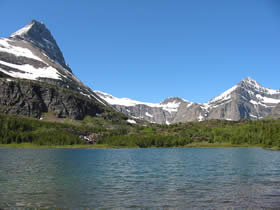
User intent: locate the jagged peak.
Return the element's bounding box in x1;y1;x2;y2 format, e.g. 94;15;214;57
243;76;255;81
160;97;189;105
10;20;47;39
10;22;33;38
240;77;262;87
239;77;280;95
9;20;71;72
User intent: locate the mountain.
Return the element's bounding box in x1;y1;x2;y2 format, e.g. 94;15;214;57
2;21;279;124
95;77;280;124
267;104;280;119
0;20;122;120
94;91;193;124
200;77;280;121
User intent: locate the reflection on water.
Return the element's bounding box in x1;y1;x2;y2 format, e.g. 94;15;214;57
0;148;280;208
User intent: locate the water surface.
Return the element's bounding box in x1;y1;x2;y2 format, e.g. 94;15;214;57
0;148;280;208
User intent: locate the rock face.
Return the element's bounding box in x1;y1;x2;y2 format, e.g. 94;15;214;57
2;20;280;124
94;91;193;124
0;78;104;119
0;20;112;119
0;20;96;95
95;77;280;124
203;78;280;121
10;20;70;71
267;104;280;119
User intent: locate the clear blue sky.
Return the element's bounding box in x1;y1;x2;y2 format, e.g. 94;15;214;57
1;0;280;103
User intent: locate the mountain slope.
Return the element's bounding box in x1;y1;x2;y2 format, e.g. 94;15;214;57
0;20;120;120
202;77;280;121
3;21;279;124
0;20;99;97
94;91;192;124
96;77;280;124
266;103;280;119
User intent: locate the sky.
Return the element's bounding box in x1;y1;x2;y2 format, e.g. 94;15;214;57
1;0;280;103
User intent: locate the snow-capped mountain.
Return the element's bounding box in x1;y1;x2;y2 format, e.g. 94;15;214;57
0;20;102;100
95;77;280;124
94;91;192;124
0;20;112;119
199;77;280;121
1;20;279;124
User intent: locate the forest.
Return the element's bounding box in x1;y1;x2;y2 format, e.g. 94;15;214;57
0;114;280;149
99;119;280;148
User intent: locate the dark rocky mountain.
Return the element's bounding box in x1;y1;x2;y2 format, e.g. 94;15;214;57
95;77;280;124
0;78;104;119
0;20;122;120
10;20;70;71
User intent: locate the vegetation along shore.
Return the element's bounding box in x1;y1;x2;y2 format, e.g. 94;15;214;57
0;113;279;150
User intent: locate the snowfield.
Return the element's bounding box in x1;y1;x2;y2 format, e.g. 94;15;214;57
0;60;64;81
94;91;184;113
0;38;43;62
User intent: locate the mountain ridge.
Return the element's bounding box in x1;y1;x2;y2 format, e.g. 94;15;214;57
1;20;280;124
95;77;280;124
10;20;71;72
0;20;128;122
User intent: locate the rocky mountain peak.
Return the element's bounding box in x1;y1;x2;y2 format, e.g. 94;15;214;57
10;20;43;38
10;20;71;72
0;20;115;120
239;77;280;95
96;77;280;124
242;76;256;82
160;97;188;105
240;77;262;89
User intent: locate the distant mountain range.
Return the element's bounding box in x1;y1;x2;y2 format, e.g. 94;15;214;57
0;20;279;124
95;77;280;124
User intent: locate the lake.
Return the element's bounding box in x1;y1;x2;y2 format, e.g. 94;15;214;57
0;148;280;208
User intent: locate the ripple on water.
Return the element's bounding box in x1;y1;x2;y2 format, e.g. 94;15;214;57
0;148;280;208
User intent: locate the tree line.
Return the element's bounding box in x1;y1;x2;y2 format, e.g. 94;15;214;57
1;113;280;148
98;120;280;148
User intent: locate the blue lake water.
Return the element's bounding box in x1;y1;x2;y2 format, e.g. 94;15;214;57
0;148;280;208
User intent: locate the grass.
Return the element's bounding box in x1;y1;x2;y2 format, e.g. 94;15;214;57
263;146;280;150
0;143;139;149
0;142;265;149
182;142;263;148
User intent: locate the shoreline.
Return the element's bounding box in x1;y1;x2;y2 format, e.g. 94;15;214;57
0;143;273;149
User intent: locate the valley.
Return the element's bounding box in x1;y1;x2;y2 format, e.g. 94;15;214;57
0;20;279;150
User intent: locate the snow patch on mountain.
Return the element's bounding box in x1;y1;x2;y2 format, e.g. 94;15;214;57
200;77;280;113
145;112;153;118
94;91;154;107
256;94;280;104
198;113;204;122
249;113;258;119
208;85;238;104
127;119;137;124
161;101;181;113
250;100;259;106
94;91;182;113
0;38;43;62
95;77;280;124
243;77;280;95
187;102;193;108
10;22;34;37
0;60;63;80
